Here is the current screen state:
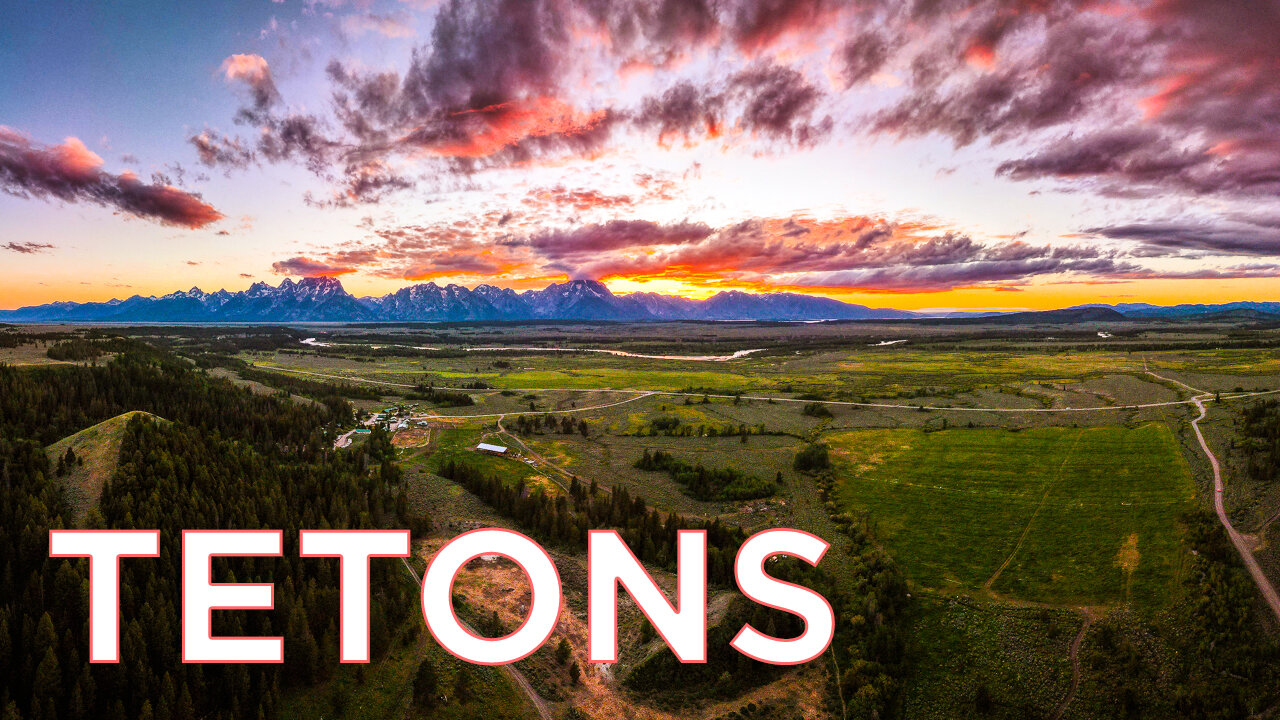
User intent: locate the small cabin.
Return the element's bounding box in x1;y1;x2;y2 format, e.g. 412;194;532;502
475;443;508;456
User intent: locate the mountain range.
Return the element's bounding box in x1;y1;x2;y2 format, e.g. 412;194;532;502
0;277;919;323
1;277;1277;324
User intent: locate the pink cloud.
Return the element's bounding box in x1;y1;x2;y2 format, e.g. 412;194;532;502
0;127;223;229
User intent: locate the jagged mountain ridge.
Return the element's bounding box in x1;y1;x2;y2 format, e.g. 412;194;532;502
0;277;921;323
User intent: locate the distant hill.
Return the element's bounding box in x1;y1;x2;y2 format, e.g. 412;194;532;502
929;306;1129;325
0;277;922;323
46;411;162;525
1072;301;1280;320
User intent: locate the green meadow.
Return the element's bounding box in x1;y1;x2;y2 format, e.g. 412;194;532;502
828;424;1196;608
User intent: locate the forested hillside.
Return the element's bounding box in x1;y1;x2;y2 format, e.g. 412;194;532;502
0;348;421;720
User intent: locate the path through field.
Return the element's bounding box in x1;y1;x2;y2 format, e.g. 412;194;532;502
1051;608;1095;720
983;434;1087;593
396;557;554;720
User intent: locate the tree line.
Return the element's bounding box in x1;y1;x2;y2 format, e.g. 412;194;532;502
436;458;745;585
508;413;590;436
191;354;382;406
407;384;475;407
634;449;776;501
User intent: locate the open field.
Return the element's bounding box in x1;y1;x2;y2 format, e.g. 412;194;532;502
0;340;85;366
237;341;1280;405
827;425;1196;608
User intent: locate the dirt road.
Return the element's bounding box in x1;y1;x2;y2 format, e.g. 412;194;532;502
397;557;554;720
1190;397;1280;623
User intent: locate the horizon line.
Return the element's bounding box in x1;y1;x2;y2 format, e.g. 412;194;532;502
3;275;1280;315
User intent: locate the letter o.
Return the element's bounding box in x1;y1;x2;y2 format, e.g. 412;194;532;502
421;529;561;665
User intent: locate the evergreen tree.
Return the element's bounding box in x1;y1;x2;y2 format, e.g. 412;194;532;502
412;660;440;710
555;638;572;665
452;668;473;703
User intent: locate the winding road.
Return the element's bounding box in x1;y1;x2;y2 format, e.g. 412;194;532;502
1190;396;1280;622
1142;365;1280;623
270;360;1280;620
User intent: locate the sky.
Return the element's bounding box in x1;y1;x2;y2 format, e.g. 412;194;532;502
2;0;1280;311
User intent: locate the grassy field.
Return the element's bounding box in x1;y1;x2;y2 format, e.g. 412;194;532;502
828;424;1197;608
0;339;104;366
902;597;1080;720
414;427;547;487
239;344;1280;417
46;410;160;525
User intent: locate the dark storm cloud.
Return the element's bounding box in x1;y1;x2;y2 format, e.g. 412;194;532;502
866;0;1280;199
399;0;568;118
728;0;840;53
995;128;1203;187
204;0;861;201
997;126;1280;198
198;0;1280;219
632;63;831;146
579;0;718;59
0;128;223;228
255;113;341;171
634;81;725;142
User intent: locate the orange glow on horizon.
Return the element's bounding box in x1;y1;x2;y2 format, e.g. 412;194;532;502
4;274;1279;314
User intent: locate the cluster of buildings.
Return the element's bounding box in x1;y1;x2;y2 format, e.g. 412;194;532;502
362;406;432;432
342;408;514;460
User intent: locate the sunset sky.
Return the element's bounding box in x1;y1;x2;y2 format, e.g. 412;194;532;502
2;0;1279;311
